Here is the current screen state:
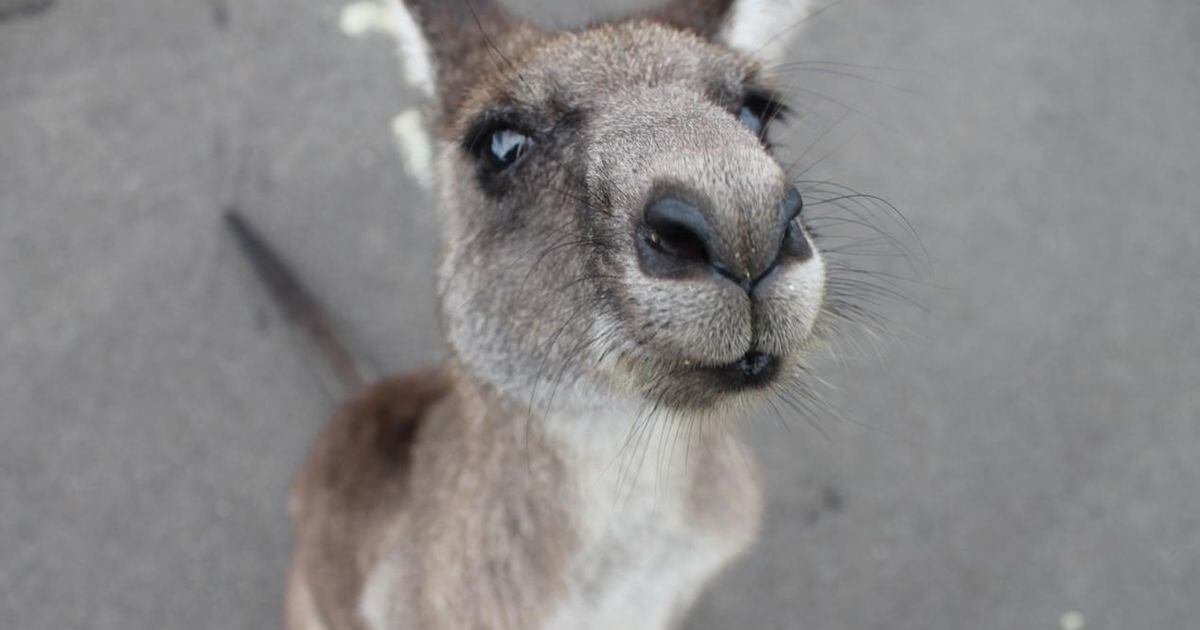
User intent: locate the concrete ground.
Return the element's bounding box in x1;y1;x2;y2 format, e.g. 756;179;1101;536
2;0;1198;628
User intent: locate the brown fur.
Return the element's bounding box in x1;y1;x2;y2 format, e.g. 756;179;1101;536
288;372;449;630
289;369;580;629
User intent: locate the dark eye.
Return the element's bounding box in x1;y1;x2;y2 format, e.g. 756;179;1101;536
737;92;787;141
483;128;533;171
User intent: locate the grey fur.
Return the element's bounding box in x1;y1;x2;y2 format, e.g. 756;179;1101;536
288;2;832;628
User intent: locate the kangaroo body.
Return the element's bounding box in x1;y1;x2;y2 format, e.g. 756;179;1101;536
273;1;830;628
287;371;759;630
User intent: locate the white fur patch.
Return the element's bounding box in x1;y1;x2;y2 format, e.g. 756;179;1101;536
540;408;758;630
382;0;437;98
340;1;436;98
391;108;435;189
781;248;826;336
721;0;815;65
339;1;389;37
358;558;401;630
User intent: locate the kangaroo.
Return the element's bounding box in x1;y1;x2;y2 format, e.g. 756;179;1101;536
240;1;838;628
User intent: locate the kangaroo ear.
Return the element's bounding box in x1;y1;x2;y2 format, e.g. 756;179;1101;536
384;0;522;111
652;0;816;66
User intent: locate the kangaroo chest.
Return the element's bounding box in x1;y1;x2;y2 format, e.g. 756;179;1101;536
542;416;763;630
356;411;762;630
545;487;752;629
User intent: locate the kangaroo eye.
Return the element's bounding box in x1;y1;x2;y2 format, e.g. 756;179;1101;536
463;117;536;177
737;92;788;141
485;128;532;171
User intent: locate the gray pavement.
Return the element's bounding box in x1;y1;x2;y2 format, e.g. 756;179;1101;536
2;1;1198;628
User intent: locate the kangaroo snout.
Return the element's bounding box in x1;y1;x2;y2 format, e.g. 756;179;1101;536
637;185;812;293
569;86;828;405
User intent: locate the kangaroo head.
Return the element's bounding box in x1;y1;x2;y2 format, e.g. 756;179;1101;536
394;0;824;412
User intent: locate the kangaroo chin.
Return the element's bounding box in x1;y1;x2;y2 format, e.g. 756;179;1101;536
262;1;832;628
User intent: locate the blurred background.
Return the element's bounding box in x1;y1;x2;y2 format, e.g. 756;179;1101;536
3;0;1198;628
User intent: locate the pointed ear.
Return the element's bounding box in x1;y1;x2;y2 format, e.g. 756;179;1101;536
652;0;816;66
383;0;523;112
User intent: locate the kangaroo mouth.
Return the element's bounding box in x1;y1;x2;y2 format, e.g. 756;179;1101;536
700;351;781;391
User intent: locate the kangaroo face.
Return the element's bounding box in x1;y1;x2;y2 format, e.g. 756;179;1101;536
405;1;824;411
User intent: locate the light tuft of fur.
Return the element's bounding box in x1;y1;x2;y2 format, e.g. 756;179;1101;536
381;0;436;97
390;108;434;189
720;0;815;64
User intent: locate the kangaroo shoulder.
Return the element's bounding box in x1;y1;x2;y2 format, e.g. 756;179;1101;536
292;370;452;522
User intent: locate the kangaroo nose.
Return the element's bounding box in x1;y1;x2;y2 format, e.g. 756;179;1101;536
636;188;811;292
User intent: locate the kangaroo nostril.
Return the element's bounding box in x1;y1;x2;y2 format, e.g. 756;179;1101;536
780;185;803;223
645;223;709;264
778;186;812;263
641;195;715;266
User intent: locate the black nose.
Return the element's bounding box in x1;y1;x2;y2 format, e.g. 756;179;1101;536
636;188;811;291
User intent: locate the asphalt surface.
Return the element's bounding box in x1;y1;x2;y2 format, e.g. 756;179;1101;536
3;1;1198;629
